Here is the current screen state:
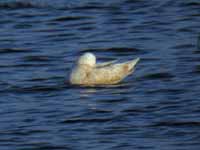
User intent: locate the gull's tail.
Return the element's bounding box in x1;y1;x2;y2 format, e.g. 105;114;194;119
126;58;140;72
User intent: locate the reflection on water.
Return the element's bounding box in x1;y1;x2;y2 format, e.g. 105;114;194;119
80;88;98;97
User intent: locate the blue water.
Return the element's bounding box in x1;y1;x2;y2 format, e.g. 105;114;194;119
0;0;200;149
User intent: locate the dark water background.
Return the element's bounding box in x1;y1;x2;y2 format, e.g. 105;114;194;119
0;0;200;149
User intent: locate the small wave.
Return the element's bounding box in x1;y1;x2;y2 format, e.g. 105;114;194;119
51;16;92;22
151;121;200;127
140;72;175;80
177;27;194;33
0;1;125;11
96;47;146;55
181;1;200;7
0;48;29;54
9;85;65;94
122;108;151;114
125;0;145;4
146;88;186;95
0;1;40;9
0;0;71;10
77;26;96;31
173;44;195;50
99;98;127;104
70;1;120;11
0;63;50;68
193;65;200;74
23;55;55;62
72;5;109;11
26;76;62;82
61;117;113;124
198;34;200;50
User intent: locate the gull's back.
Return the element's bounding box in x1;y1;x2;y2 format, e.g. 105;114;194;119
89;59;139;85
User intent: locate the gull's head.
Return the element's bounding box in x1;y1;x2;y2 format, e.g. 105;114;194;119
78;52;96;67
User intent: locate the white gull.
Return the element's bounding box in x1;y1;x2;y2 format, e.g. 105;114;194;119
70;52;140;86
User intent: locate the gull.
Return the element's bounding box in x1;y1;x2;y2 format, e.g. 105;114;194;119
70;52;140;86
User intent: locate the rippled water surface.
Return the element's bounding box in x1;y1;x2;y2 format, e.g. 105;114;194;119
0;0;200;149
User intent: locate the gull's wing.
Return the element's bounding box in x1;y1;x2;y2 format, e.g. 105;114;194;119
89;58;140;85
96;60;117;67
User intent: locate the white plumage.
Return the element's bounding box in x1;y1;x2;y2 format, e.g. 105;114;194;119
70;53;140;86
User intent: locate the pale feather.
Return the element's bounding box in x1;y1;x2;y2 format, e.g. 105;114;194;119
96;60;117;67
70;58;140;85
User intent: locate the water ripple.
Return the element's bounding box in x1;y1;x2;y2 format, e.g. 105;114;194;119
151;121;200;127
61;117;113;124
0;48;30;54
0;1;38;9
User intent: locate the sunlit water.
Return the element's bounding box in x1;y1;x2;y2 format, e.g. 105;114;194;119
0;0;200;149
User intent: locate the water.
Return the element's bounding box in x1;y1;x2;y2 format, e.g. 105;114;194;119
0;0;200;149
